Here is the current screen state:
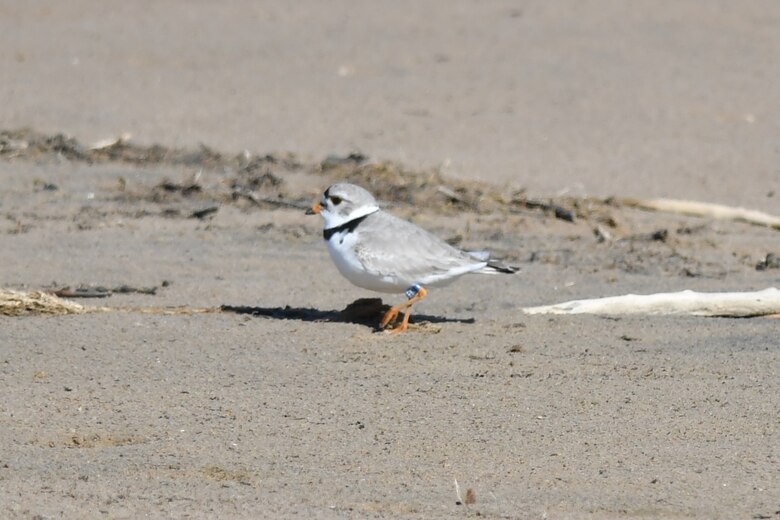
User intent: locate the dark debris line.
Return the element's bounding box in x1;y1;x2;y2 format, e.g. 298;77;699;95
0;127;598;220
0;128;302;171
4;129;777;281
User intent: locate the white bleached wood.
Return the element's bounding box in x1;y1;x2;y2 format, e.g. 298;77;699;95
522;287;780;317
88;133;132;150
620;198;780;230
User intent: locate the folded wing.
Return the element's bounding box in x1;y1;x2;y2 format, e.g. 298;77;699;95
354;212;491;286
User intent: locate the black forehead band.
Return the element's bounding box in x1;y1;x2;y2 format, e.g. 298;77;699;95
324;187;331;198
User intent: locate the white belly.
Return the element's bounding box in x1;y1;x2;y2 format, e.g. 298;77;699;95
325;230;404;293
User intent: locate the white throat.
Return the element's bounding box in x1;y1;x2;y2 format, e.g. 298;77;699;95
322;204;380;229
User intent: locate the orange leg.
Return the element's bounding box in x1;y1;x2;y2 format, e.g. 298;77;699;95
380;304;403;329
382;287;428;333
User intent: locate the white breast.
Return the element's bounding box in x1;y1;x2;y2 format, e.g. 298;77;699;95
325;229;404;293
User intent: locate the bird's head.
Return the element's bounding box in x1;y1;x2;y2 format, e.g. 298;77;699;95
306;183;380;229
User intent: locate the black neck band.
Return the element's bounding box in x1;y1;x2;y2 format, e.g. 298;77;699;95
323;214;369;241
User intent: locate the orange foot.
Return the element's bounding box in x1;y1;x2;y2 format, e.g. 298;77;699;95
381;286;428;333
380;306;401;329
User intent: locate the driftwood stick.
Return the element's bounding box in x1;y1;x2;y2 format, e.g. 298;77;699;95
522;287;780;317
0;289;220;316
1;289;90;316
619;198;780;230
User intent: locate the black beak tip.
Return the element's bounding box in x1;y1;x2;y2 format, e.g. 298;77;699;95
305;208;315;215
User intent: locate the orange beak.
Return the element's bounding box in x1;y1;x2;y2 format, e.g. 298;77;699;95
305;202;322;215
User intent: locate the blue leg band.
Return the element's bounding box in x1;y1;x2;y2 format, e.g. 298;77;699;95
405;284;423;300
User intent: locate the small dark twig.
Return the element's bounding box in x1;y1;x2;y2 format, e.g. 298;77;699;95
53;284;162;298
54;287;112;298
190;206;219;219
516;199;575;222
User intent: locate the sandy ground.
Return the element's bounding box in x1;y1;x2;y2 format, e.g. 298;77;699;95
1;1;779;518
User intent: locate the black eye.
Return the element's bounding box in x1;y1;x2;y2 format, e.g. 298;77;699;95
330;196;343;205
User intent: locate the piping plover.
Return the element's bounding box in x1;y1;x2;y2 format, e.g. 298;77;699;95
307;183;518;332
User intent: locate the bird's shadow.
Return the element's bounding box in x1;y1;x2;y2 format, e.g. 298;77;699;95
221;298;474;331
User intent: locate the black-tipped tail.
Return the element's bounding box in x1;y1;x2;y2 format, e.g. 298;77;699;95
484;260;520;274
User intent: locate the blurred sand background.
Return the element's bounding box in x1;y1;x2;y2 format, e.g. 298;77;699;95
2;1;779;207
